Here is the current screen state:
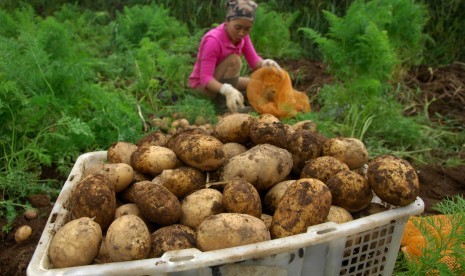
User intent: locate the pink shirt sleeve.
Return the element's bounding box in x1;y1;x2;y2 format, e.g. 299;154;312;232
189;23;262;89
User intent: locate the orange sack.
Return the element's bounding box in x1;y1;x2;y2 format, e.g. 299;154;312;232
247;67;311;119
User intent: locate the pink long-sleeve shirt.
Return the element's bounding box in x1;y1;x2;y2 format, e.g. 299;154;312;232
189;23;261;89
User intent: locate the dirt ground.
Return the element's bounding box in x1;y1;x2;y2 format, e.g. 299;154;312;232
1;60;464;276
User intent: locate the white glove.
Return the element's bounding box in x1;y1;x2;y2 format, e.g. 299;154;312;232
262;59;281;69
220;83;245;113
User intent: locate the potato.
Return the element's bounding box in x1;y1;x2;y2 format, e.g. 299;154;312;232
136;131;168;148
115;203;142;218
106;215;151;262
166;128;210;150
171;133;225;171
70;173;116;229
153;166;205;198
223;179;262;218
85;162;134;193
24;208;39;220
95;237;112;264
263;180;295;214
133;181;182;226
130;145;180;177
322;137;368;170
293;120;318;133
196;213;270;251
257;114;280;123
180;188;224;229
325;206;354;224
270;178;332;239
367;155;419;206
300;156;349;183
325;170;373;212
212;113;257;144
149;224;196;258
221;144;293;191
260;213;273;229
249;121;289;149
107;141;138;165
222;142;248;160
49;217;102;268
286;130;324;174
15;225;32;243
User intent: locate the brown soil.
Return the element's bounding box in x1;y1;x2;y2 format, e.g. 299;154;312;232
1;60;464;276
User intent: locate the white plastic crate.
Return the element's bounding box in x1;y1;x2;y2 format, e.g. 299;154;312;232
27;151;424;276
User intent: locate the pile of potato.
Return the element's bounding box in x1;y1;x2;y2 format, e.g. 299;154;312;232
48;113;420;268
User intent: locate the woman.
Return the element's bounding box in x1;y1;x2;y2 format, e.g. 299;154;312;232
189;0;280;113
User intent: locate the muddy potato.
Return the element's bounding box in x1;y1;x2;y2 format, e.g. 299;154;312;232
15;225;32;243
213;113;257;144
149;224;196;258
367;155;419;206
257;114;280;123
325;206;354;224
70;173;116;230
322;137;368;170
107;141;138;165
136;131;168;148
223;179;262;218
286;130;324;174
326;170;373;213
249;121;289;149
166;128;210;150
172;133;225;171
153;166;205;198
106;215;151;262
263;180;295;214
260;213;273;229
270;178;332;239
49;217;102;268
85;162;134;193
293;120;318;133
133;181;182;225
221;144;293;191
196;213;270;251
115;203;142;218
300;156;350;183
130;145;180;177
222;143;248;160
180;188;224;229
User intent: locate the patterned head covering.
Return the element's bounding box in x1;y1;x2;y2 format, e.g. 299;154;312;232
226;0;258;22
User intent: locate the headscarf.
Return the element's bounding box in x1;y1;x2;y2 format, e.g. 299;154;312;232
226;0;258;22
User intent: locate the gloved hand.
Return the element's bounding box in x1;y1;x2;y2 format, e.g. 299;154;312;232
262;59;281;70
220;83;245;113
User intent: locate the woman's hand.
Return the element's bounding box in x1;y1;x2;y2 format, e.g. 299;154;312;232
220;84;245;113
261;59;281;70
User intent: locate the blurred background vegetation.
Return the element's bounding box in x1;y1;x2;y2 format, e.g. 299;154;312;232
0;0;464;235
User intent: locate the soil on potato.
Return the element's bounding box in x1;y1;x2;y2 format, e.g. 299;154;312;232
1;60;465;276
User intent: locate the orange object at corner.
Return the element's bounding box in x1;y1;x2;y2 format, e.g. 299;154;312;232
247;67;311;119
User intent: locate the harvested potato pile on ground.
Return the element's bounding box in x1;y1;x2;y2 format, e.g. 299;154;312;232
51;112;420;268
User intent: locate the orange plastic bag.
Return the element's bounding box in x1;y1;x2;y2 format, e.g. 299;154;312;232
247;67;311;118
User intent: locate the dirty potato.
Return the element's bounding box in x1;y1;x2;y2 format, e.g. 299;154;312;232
286;130;324;174
133;181;182;226
270;178;332;239
325;170;373;212
249;121;289;149
136;131;168;148
171;133;225;171
263;180;295;214
180;188;224;229
213;113;257;144
325;206;354;224
293;120;318;133
149;224;196;258
300;156;350;183
222;143;248;160
322;137;368;170
367;155;419;206
153;166;205;199
196;213;270;251
84;162;134;193
49;217;102;268
221;144;293;191
106;215;151;262
107;141;138;165
130;145;180;177
70;173;116;230
223;179;262;218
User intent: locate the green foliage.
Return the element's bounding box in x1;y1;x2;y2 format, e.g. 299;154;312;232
249;4;302;59
163;94;218;125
